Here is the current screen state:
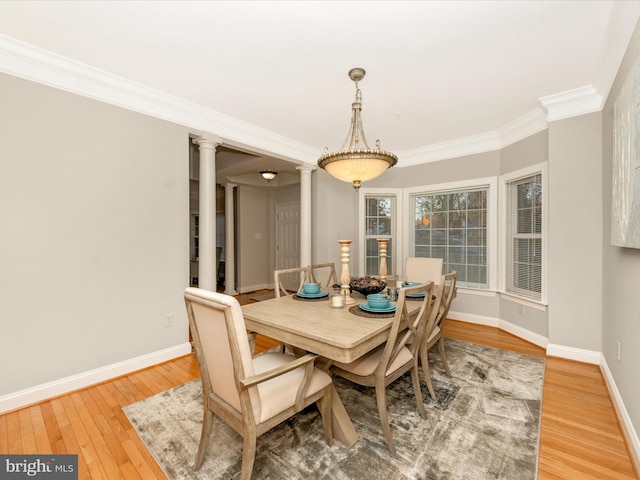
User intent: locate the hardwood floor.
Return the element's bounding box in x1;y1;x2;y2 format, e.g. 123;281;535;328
1;289;637;479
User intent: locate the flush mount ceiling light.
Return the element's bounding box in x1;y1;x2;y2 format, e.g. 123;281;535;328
317;67;398;191
260;170;278;181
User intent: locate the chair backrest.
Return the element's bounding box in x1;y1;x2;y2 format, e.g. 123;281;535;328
437;271;457;328
404;257;443;285
309;262;338;288
377;281;435;376
184;288;261;418
274;266;311;298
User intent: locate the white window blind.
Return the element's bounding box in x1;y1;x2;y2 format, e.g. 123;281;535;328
507;174;542;299
364;196;395;276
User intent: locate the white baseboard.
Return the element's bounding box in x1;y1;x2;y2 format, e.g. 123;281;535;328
448;310;548;348
0;342;192;414
238;283;271;294
600;356;640;473
546;343;601;364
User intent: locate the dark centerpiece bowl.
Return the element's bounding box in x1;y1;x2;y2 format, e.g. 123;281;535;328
349;276;386;296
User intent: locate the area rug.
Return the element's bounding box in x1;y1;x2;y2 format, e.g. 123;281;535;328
123;339;545;480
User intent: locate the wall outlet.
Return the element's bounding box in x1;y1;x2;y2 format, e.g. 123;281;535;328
518;305;525;316
616;340;621;361
165;314;174;328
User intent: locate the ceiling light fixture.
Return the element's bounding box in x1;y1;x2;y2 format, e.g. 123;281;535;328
317;67;398;191
260;169;278;181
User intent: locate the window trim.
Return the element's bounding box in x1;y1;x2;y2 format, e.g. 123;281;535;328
403;177;498;291
499;163;548;306
358;188;403;278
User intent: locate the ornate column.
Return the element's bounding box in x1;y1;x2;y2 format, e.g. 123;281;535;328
296;165;316;269
224;183;238;295
193;133;222;291
377;238;388;283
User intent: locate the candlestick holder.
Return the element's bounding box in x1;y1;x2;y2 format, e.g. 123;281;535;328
377;238;388;284
338;239;355;305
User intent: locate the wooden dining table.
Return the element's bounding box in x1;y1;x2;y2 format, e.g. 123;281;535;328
241;293;424;447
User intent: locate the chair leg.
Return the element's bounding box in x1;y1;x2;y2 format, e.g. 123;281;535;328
420;345;437;401
375;383;396;455
317;386;334;446
410;364;427;419
240;431;257;480
194;408;214;470
438;337;452;377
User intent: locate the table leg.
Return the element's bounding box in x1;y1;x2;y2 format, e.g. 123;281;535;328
328;384;359;447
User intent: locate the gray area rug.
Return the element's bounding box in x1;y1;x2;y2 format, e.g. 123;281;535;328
123;339;545;479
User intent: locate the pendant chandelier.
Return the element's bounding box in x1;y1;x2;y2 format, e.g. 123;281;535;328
317;67;398;191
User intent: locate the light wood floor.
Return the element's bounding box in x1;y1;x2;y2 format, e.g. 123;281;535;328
0;289;637;480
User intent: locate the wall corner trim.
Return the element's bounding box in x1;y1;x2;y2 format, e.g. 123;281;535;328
0;342;192;415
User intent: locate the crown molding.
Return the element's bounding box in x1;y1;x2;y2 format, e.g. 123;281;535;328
0;34;318;165
397;107;548;167
539;85;603;122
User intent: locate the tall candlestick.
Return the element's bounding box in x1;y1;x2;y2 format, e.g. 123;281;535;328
338;239;355;305
377;238;388;283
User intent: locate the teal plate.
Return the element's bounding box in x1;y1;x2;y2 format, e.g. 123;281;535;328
359;302;397;313
296;290;329;299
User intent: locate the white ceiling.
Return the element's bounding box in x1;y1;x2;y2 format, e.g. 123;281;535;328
0;0;637;182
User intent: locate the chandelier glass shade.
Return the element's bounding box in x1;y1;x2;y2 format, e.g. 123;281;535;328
318;68;397;191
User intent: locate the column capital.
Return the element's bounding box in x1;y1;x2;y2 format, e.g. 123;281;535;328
225;182;238;190
296;164;317;175
193;132;223;150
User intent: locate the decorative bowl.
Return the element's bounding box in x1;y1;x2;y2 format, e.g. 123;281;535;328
302;283;321;294
349;276;386;296
367;294;390;309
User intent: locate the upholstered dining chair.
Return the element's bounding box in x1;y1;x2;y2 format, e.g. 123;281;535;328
404;257;443;285
419;271;457;401
309;262;338;288
331;282;435;455
274;266;311;298
184;287;334;480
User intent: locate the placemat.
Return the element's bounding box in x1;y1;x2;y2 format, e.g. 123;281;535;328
348;304;395;318
292;294;329;302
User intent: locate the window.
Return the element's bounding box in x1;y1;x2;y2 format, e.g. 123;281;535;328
410;186;489;288
364;195;395;276
506;173;543;300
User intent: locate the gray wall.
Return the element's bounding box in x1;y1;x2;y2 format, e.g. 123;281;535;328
0;72;190;395
603;20;640;439
548;112;603;350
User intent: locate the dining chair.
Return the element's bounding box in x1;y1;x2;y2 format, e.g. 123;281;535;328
274;266;311;298
309;262;338;288
331;281;436;455
419;271;457;401
404;257;443;284
184;287;334;480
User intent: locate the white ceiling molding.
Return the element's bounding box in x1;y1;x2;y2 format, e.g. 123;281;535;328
495;108;549;150
0;34;318;165
538;3;640;124
398;108;548;167
539;85;603;122
399;131;501;167
592;1;640;104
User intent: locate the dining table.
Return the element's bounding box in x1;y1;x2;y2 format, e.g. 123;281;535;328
241;292;425;447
